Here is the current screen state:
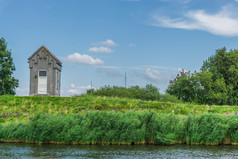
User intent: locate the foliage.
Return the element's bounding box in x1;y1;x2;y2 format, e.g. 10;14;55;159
0;112;238;145
167;69;193;102
0;37;19;95
201;47;238;105
87;84;181;103
167;47;238;105
0;95;238;145
0;111;188;145
186;114;229;144
167;70;227;105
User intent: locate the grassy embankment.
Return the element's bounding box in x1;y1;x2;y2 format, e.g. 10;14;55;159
0;95;238;145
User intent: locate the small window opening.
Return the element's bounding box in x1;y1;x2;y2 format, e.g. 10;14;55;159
39;71;47;76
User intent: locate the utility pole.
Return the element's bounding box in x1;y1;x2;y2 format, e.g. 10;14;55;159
90;81;93;89
125;72;127;88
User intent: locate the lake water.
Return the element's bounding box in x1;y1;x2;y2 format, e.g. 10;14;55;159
0;143;238;159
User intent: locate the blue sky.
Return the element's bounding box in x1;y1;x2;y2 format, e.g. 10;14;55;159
1;0;238;96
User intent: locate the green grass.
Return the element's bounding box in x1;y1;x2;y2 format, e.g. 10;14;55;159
0;95;238;123
0;111;238;145
0;95;238;145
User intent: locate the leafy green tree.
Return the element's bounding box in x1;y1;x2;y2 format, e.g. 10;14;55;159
167;47;238;105
143;84;160;101
166;69;195;102
201;47;238;105
195;71;227;105
167;70;227;105
0;38;19;95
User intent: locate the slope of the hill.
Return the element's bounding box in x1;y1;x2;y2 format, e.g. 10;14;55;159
0;95;238;145
0;95;238;123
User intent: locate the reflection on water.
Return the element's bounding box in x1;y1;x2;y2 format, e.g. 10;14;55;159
0;143;238;159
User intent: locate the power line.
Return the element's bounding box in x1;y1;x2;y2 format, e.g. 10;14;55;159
125;72;127;88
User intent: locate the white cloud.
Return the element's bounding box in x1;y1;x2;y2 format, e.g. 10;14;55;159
97;68;122;77
92;39;116;46
88;46;114;53
145;68;162;81
180;0;191;3
63;53;104;66
97;66;121;69
67;84;93;95
129;65;183;72
129;43;136;47
99;39;116;46
70;84;76;88
144;68;170;83
143;65;183;72
152;6;238;36
16;87;29;96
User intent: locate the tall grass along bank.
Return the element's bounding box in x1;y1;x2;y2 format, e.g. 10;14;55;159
0;111;238;145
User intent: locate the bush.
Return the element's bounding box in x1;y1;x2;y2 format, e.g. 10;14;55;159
0;118;6;123
87;84;182;103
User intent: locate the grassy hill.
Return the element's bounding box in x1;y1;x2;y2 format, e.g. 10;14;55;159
1;95;238;145
0;95;238;122
1;95;178;111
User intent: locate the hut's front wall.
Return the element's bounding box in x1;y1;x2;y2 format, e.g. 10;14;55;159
29;48;61;96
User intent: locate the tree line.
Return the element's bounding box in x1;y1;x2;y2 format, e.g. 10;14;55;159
87;84;182;103
88;48;238;105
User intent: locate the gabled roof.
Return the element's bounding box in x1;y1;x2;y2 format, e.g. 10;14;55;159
28;45;62;66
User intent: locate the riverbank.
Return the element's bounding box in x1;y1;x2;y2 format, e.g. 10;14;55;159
0;111;238;145
1;95;238;145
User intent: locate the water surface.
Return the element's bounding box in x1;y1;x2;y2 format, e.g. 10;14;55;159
0;143;238;159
